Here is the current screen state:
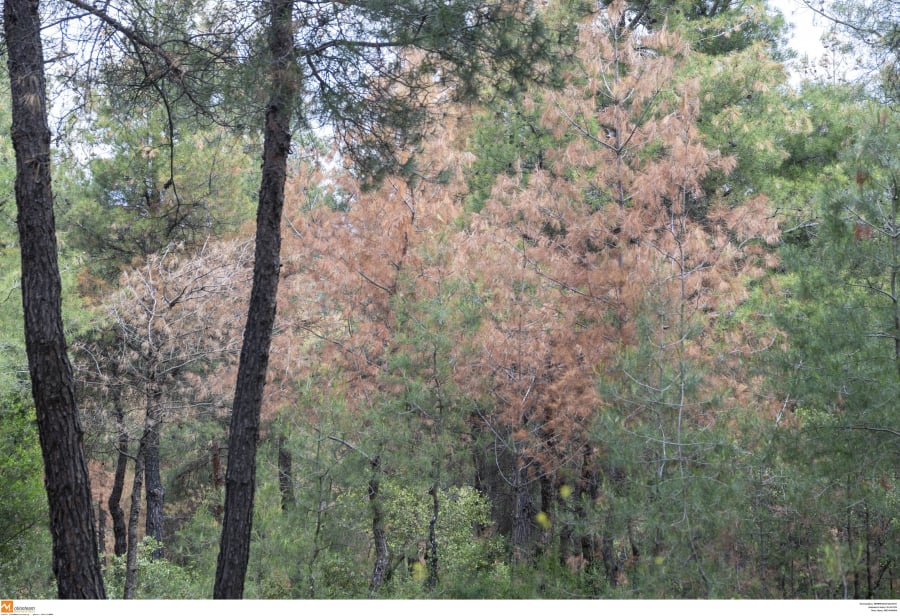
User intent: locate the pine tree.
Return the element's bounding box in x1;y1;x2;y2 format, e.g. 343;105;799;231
3;0;106;597
773;103;900;598
458;1;778;582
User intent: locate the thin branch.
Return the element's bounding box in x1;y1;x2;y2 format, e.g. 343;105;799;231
64;0;185;80
326;435;372;461
828;424;900;438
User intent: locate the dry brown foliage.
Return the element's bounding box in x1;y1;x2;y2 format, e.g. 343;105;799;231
241;0;782;553
77;238;253;524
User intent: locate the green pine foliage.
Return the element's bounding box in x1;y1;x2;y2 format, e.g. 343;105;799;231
776;103;900;468
103;538;202;599
57;104;259;284
466;95;563;213
762;96;900;599
0;395;55;599
5;0;900;600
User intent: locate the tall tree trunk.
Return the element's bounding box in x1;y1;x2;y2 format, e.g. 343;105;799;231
600;511;619;588
368;456;390;594
473;427;514;536
124;445;145;600
538;469;554;554
4;0;106;599
97;503;107;566
426;484;439;590
277;435;294;511
144;378;164;559
214;0;296;598
578;445;606;583
109;395;129;556
511;462;535;560
210;441;223;488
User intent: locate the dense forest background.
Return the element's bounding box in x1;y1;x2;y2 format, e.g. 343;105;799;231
1;0;899;599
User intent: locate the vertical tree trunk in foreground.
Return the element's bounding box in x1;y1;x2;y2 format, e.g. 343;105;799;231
97;504;107;566
426;484;439;590
512;463;534;558
277;435;295;511
213;0;295;598
4;0;106;599
144;378;165;559
368;456;390;594
109;394;129;556
124;445;145;600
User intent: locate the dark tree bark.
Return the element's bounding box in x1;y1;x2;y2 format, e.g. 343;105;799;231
277;435;294;511
144;378;164;559
538;469;554;554
4;0;106;599
426;484;439;590
109;394;129;556
213;0;296;598
577;445;603;580
210;441;223;489
124;445;145;600
511;463;535;559
473;428;514;537
97;503;107;566
368;456;390;594
600;512;618;587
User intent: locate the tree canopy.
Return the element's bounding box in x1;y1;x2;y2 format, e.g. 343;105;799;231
2;0;899;601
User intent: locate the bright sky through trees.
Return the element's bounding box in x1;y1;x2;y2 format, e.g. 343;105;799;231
771;0;828;78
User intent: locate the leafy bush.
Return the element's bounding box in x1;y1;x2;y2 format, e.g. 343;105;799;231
103;538;201;599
